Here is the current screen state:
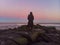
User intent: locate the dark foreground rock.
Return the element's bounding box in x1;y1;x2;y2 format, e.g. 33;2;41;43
0;25;60;45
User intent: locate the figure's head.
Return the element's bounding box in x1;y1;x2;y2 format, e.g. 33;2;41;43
30;12;33;15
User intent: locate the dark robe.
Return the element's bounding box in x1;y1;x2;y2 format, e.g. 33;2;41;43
28;13;34;29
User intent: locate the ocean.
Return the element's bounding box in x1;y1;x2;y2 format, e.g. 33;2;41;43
0;23;60;30
40;24;60;30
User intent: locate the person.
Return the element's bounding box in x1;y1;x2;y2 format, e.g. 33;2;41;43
27;12;34;30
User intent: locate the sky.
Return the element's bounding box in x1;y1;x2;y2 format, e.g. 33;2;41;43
0;0;60;23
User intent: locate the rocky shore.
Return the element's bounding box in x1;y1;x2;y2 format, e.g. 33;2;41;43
0;25;60;45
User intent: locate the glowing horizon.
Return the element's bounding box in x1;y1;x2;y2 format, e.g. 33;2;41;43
0;0;60;23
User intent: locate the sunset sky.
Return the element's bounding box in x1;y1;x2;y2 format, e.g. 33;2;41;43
0;0;60;23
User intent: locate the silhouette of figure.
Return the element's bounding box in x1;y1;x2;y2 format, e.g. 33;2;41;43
27;12;34;30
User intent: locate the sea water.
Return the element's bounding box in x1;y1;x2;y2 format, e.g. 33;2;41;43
0;23;60;30
40;24;60;30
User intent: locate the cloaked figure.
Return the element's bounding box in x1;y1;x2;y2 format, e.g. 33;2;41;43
27;12;34;30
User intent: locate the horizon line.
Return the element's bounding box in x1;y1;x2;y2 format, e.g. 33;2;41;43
0;22;60;24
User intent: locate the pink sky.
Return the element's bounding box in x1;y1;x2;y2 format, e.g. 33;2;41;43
0;0;60;23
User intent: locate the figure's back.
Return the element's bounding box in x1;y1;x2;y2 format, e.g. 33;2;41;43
28;12;34;21
28;14;34;21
